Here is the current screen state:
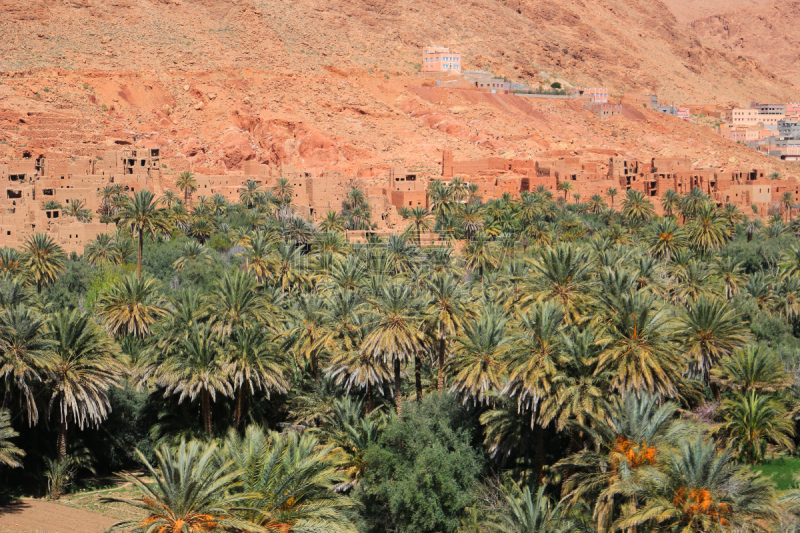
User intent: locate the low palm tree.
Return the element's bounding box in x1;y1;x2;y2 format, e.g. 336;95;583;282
712;345;790;393
403;206;432;245
621;189;655;225
46;309;123;460
714;256;745;299
320;211;346;233
781;191;795;222
96;274;168;339
0;248;22;275
239;180;263;208
106;440;258;532
489;483;577;533
614;437;776;532
0;409;24;467
687;203;729;255
85;233;121;267
116;190;172;280
660;188;681;217
646;217;686;261
716;390;795;464
272;177;294;206
216;426;357;532
22;233;66;293
587;194;606;214
172;241;212;272
176;171;198;204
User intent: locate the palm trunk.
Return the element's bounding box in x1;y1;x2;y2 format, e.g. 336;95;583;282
201;389;212;435
415;353;423;401
366;381;374;414
437;337;446;391
57;421;67;461
532;423;546;484
233;387;246;431
137;228;144;280
394;359;402;416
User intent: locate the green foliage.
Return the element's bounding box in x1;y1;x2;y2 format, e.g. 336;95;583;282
361;393;484;533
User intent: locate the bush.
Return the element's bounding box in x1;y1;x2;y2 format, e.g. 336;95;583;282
360;393;484;533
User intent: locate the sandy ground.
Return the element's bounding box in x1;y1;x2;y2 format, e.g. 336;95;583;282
0;498;118;533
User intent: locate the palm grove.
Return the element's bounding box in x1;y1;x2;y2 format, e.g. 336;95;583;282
1;174;800;532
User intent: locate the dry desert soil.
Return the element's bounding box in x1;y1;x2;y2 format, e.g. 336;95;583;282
0;499;117;533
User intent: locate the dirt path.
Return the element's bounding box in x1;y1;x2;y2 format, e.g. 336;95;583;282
0;498;118;533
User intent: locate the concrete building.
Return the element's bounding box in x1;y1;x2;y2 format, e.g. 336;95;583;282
677;107;691;120
423;46;461;73
778;120;800;139
578;88;609;103
462;71;509;93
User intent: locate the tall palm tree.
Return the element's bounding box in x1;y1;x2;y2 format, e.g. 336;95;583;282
239;180;263;208
361;282;423;414
22;233;66;293
272;177;294;206
216;426;357;532
96;274;168;339
717;390;794;464
621;189;655;225
116;190;172;280
587;194;606;215
606;187;618;210
614;437;776;532
0;305;54;426
0;409;24;467
106;440;259;533
714;256;745;300
46;309;123;460
210;269;271;334
557;181;573;202
529;244;595;323
283;293;334;380
678;297;749;387
224;327;288;430
458;201;484;241
449;307;509;405
597;293;683;397
403;206;433;245
645;217;686;261
176;171;198;204
157;321;232;434
423;272;473;391
244;231;277;284
679;187;711;222
780;191;795;222
463;232;497;282
687;203;729;255
660;188;681;218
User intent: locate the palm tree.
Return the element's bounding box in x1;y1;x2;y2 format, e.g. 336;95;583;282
606;187;618;210
224;327;288;430
187;217;216;244
615;437;776;532
458;201;484;241
717;390;794;464
587;194;606;214
0;248;22;276
46;309;123;460
320;211;346;233
116;190;172;280
449;307;508;405
283;293;334;380
85;233;121;267
176;171;198;204
489;483;577;533
660;188;681;217
621;189;655;225
22;233;66;293
0;305;53;426
210;270;271;334
597;293;683;397
423;272;473;391
402;206;432;245
238;180;263;208
679;187;711;222
557;181;573;202
216;426;357;532
678;297;749;386
714;256;745;300
106;440;259;532
687;203;729;255
172;240;212;272
244;231;277;284
272;177;294;206
781;191;795;222
96;274;168;339
463;232;497;282
646;217;686;261
0;409;24;467
559;394;692;532
361;282;423;414
712;345;790;393
157;321;232;435
529;244;595;323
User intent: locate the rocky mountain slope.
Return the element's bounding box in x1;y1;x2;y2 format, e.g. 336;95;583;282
0;0;798;177
688;1;800;88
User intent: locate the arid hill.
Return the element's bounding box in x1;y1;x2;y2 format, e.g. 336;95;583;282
0;0;798;176
689;1;800;88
